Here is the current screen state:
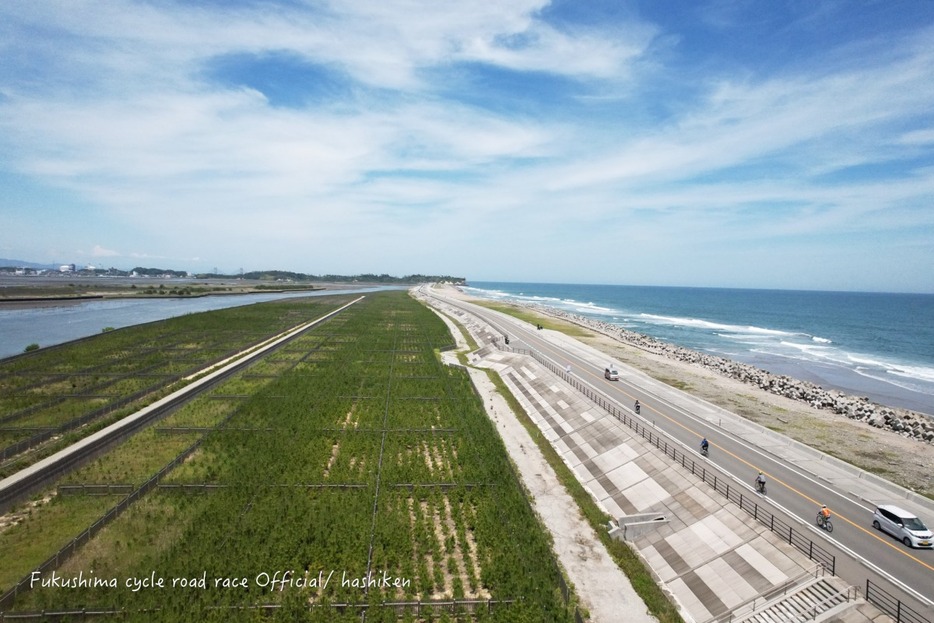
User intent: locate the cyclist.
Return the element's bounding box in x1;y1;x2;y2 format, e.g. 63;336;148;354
634;400;641;414
700;437;709;455
755;471;766;493
819;504;831;522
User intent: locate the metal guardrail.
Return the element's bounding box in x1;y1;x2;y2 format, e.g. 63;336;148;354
495;340;934;623
865;580;931;623
706;564;825;623
57;483;135;496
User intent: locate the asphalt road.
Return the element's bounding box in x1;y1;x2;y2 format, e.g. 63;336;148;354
428;289;934;614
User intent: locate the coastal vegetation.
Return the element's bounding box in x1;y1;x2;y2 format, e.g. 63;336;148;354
473;301;593;338
0;269;463;304
0;291;575;621
0;296;355;478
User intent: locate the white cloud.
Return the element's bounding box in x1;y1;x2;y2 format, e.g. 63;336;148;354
0;2;931;290
90;245;119;257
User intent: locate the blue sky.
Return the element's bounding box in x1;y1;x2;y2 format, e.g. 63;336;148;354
1;1;933;292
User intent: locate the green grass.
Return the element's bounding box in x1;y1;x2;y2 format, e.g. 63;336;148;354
0;495;124;593
653;376;692;391
473;301;594;338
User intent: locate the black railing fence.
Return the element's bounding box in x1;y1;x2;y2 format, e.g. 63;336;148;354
865;580;930;623
0;435;206;611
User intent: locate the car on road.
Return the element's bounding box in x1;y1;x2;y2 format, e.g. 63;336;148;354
604;367;619;381
872;504;933;548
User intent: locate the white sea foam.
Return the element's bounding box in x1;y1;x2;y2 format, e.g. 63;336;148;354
776;340;834;358
851;367;934;397
751;341;934;397
887;363;934;385
639;313;797;338
567;301;620;315
846;354;934;385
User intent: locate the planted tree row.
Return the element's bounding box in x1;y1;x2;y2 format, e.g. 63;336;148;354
3;291;572;622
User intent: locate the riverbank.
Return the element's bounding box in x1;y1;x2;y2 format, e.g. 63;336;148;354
0;284;391;360
442;285;934;497
0;275;331;304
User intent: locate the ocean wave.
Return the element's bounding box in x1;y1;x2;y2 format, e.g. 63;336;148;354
461;286;510;299
845;354;934;384
851;367;934;397
886;363;934;385
467;287;623;316
567;301;621;315
776;340;835;357
748;342;934;395
638;313;798;338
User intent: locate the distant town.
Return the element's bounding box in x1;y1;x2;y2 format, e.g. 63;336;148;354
0;259;465;285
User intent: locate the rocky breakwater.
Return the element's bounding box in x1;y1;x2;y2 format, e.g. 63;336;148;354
527;305;934;445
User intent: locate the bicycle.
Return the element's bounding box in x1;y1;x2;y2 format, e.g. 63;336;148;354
816;513;834;532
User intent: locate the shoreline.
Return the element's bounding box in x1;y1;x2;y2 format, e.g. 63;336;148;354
448;285;933;443
522;300;934;442
440;284;934;496
461;283;934;416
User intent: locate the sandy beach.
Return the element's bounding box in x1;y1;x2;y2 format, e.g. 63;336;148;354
442;285;934;498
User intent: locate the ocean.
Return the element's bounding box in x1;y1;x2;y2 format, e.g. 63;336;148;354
463;282;934;417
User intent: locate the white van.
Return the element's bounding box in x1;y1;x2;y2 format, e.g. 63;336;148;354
872;504;933;548
604;367;619;381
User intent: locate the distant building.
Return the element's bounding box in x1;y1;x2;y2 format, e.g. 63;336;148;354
59;264;76;273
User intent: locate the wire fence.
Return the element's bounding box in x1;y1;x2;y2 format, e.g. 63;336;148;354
0;598;521;622
0;435;205;611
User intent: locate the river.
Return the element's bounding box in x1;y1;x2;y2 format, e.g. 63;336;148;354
0;286;398;360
